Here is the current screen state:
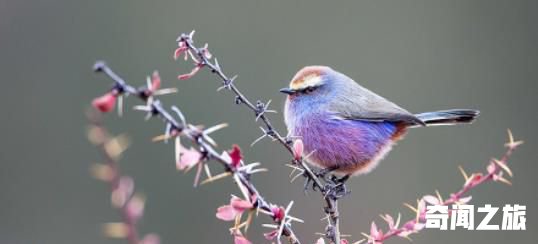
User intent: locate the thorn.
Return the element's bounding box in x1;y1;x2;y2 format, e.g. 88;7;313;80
496;176;513;186
188;29;196;39
153;88;178;96
146;76;152;89
403;202;418;214
171;106;187;126
458;165;469;181
214;58;221;70
204;163;212;178
435;190;443;203
250;127;268;147
164;123;172;144
395;212;401;229
152;133;171;142
250;134;267;147
493;158;513;177
200;171;232;185
175;136;181;164
505;129;524;149
204;123;228;135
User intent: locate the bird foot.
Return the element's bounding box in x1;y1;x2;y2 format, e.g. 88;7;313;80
323;176;351;200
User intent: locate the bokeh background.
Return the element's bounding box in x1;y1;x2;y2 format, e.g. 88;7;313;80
1;0;537;243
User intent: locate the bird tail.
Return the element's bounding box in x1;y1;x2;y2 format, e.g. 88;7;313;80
413;109;479;127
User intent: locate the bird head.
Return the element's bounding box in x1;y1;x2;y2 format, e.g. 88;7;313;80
280;66;336;100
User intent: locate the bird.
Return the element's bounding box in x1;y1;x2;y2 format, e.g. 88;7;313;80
281;66;479;180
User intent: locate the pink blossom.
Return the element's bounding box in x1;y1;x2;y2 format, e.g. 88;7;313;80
229;144;243;168
173;46;188;60
263;229;279;240
140;234;160;244
216;196;254;221
293;139;304;160
381;214;396;230
370;221;384;243
315;238;325;244
176;145;202;171
178;63;203;80
125;195;145;221
233;233;252;244
271;205;285;222
422;195;441;205
111;176;134;207
92;92;117;112
464;173;483;188
150;71;161;92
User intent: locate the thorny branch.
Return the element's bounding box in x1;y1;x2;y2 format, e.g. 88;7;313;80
175;31;345;244
92;61;301;244
90;30;523;244
359;130;523;244
87;111;159;244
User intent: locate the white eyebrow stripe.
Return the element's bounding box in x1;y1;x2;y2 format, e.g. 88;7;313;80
290;74;323;90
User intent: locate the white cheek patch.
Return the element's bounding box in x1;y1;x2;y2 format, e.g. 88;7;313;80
290;74;323;90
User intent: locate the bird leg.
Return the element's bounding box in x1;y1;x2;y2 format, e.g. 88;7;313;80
314;165;341;181
324;174;351;200
302;166;339;193
303;166;351;199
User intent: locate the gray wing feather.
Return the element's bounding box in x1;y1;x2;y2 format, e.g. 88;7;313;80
328;76;424;126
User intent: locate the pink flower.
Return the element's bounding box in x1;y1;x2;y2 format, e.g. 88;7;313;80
293;139;304;160
464;173;483;188
422;195;441;205
111;176;134;207
369;221;384;243
216;196;254;221
176;145;202;171
140;234;160;244
92;91;117;112
173;44;188;60
229;145;243;168
178;63;203;80
150;71;161;92
233;232;252;244
125;195;145;222
315;238;325;244
271;205;285;222
380;214;396;230
263;229;279;240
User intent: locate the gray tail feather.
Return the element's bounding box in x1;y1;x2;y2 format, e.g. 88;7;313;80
414;109;479;127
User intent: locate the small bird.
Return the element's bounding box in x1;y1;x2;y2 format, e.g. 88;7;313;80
281;66;479;179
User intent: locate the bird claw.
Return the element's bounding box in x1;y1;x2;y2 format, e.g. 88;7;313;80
313;166;339;181
323;175;351;200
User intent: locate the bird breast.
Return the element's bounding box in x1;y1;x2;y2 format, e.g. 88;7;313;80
286;110;403;175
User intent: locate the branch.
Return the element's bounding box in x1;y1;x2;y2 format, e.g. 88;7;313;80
91;62;301;244
360;130;523;244
86;111;160;244
174;30;346;244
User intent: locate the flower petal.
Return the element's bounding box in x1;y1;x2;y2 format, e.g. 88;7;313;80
216;205;237;221
92;92;117;112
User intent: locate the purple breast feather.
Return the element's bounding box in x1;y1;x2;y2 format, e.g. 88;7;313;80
292;114;401;174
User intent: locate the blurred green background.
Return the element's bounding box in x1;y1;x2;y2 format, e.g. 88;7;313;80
1;0;536;243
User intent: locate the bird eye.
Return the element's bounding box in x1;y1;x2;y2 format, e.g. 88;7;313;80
305;87;315;94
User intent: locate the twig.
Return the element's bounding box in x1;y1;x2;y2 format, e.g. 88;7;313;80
92;62;301;244
361;130;523;244
175;31;344;244
87;111;159;244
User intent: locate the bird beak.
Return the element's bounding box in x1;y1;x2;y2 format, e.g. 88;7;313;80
279;87;296;95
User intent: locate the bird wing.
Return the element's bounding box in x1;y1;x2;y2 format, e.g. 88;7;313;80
328;80;424;126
